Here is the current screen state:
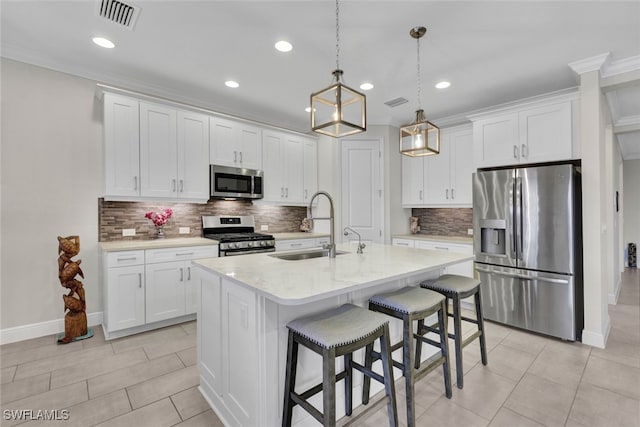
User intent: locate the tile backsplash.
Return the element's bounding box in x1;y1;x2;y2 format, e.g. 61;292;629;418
411;208;473;237
99;198;308;241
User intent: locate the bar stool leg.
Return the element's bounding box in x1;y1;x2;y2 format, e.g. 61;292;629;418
414;318;424;370
361;343;374;405
344;353;353;416
438;300;452;398
402;315;416;427
282;331;299;427
380;324;398;427
475;288;488;366
452;294;464;389
322;348;337;427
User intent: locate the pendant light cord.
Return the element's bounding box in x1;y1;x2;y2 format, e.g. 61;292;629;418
416;35;422;111
335;0;340;72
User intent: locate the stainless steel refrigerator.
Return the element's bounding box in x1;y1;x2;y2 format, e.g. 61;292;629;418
473;163;583;341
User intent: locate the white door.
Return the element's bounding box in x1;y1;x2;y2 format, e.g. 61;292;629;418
341;138;383;244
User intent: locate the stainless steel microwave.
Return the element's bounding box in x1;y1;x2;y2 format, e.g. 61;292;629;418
210;165;264;200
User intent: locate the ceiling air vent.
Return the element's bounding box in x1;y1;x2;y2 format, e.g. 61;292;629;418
384;97;409;108
96;0;140;30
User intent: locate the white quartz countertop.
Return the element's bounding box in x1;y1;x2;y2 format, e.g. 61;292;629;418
271;232;329;240
193;242;473;305
100;237;218;252
393;234;473;244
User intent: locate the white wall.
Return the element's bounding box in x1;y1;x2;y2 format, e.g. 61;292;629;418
1;59;103;335
623;160;640;264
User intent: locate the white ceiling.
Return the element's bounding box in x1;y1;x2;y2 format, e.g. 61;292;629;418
2;0;639;157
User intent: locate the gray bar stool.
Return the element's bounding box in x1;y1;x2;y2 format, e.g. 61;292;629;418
282;303;398;427
362;287;451;427
419;274;488;389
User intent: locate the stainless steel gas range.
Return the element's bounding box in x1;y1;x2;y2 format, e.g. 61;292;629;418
202;215;275;257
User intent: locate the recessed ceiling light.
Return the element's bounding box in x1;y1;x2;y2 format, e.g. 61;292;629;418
92;37;115;49
225;80;239;88
435;81;451;89
360;82;374;91
275;40;293;52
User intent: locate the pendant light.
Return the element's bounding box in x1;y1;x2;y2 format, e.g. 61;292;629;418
310;0;366;138
400;26;440;157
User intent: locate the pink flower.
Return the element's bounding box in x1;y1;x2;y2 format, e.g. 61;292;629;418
145;208;173;227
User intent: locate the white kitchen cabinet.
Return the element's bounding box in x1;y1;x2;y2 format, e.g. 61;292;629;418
391;237;416;248
262;130;306;204
471;95;575;169
303;139;318;203
209;117;262;170
104;93;140;198
102;244;217;339
103;250;145;332
275;237;331;252
140;102;209;201
414;240;474;277
402;125;473;207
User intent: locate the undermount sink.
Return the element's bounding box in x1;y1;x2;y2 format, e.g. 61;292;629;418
269;249;349;261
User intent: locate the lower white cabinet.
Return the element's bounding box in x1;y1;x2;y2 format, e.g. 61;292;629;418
392;237;474;277
275;237;329;252
103;244;217;339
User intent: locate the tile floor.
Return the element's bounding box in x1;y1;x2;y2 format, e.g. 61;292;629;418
1;269;638;426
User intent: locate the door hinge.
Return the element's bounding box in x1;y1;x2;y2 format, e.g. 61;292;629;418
379;229;382;237
378;189;382;197
379;151;382;158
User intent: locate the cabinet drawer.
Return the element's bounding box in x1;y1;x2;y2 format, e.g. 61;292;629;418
276;239;317;251
145;245;218;264
415;240;473;254
107;250;145;267
392;238;415;248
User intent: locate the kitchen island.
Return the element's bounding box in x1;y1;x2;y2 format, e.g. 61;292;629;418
192;242;473;426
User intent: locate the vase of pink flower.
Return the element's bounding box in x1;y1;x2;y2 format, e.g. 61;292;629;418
145;208;173;239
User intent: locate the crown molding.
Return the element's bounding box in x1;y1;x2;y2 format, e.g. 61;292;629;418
568;52;611;75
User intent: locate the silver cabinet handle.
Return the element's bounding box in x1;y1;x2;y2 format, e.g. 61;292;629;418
513;145;518;159
281;187;284;197
172;179;176;192
446;189;449;199
180;267;184;282
521;144;527;158
239;152;243;163
138;273;142;288
396;242;409;246
451;188;455;199
117;256;137;262
179;180;184;192
234;151;237;163
133;176;138;191
187;267;191;281
175;252;195;256
285;187;288;198
434;246;449;251
304;189;308;199
419;190;423;200
291;243;302;247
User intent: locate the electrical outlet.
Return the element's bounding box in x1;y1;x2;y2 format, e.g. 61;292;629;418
261;225;269;231
179;227;190;234
122;228;136;237
467;228;474;235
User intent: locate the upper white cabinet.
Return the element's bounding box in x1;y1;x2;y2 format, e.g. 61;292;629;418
262;130;317;205
103;92;209;202
402;125;473;207
471;93;577;169
104;93;140;198
209;117;262;170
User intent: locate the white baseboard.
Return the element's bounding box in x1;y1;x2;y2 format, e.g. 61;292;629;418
0;312;103;345
581;316;611;349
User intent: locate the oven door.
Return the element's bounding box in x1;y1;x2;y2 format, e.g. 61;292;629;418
210;165;263;199
220;247;275;257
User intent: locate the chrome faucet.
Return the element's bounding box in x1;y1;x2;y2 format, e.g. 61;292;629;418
308;191;336;258
344;227;366;254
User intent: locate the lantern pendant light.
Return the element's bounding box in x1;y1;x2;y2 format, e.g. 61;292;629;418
310;0;366;138
400;26;440;157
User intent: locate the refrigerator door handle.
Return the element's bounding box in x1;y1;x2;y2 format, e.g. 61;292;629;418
515;176;524;261
475;266;570;284
509;178;517;259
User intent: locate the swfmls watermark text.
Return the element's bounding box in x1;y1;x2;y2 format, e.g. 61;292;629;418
3;409;70;421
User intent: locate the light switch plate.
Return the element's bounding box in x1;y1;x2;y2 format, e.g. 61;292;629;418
261;225;269;231
179;227;190;234
122;228;136;236
467;228;474;235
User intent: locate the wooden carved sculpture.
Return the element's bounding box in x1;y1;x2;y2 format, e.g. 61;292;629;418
57;235;89;343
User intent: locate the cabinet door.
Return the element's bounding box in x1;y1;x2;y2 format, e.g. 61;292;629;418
449;128;474;205
237;124;262;170
519;101;572;164
262;131;285;202
104;93;140;197
423;137;451;205
401;155;424;206
145;260;186;323
303;139;318;203
140;102;177;198
209;117;238;167
177;110;209;200
106;265;145;331
284;137;304;203
473;113;519;168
